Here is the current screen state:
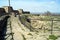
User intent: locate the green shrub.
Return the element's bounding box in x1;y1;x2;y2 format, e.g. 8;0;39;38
27;33;33;36
49;35;58;40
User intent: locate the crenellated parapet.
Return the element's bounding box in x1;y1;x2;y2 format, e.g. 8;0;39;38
3;6;13;13
0;6;30;16
18;9;23;14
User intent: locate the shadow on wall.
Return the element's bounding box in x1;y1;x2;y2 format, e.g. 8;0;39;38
0;16;10;40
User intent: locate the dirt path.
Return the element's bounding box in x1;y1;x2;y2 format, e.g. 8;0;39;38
5;15;60;40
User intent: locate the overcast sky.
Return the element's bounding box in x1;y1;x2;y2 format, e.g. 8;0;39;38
0;0;60;13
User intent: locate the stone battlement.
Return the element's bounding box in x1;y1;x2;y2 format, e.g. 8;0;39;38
0;6;30;16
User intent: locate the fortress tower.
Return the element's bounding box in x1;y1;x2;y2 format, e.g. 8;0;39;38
18;9;23;14
3;6;13;13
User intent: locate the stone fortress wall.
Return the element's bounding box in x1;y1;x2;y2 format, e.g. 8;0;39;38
0;6;30;16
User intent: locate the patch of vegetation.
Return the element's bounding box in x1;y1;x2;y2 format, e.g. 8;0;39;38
49;35;58;40
58;36;60;37
54;27;59;29
27;33;33;36
22;34;26;40
20;16;27;22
